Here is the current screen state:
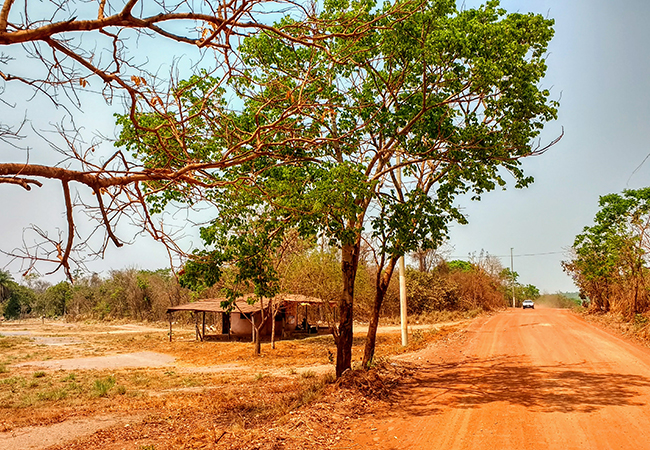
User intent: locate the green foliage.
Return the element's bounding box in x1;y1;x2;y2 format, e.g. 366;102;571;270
496;267;540;306
42;282;73;317
563;188;650;316
500;268;519;282
447;260;473;272
114;71;230;215
2;282;36;319
164;0;556;293
115;0;557;373
65;269;190;321
0;270;13;302
92;376;116;397
522;284;541;300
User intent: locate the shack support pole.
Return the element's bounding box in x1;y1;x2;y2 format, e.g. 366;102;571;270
168;313;172;342
202;311;206;341
194;312;199;341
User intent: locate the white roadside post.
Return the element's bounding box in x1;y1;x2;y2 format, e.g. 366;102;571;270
397;154;408;346
399;256;408;346
511;247;516;308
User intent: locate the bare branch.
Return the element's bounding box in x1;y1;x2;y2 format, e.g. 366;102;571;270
0;176;43;190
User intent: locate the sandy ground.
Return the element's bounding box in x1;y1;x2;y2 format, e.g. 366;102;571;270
344;307;650;449
3;320;457;374
15;351;176;370
0;317;461;450
0;415;143;450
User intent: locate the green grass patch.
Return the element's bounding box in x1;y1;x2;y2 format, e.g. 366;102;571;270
37;387;68;401
92;376;116;397
61;373;76;382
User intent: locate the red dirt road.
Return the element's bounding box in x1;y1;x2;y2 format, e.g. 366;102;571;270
346;308;650;450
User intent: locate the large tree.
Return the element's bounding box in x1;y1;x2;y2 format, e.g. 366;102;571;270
153;0;559;376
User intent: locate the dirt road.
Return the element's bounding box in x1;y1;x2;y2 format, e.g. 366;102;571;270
346;308;650;450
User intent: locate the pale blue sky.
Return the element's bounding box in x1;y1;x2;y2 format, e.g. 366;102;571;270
2;0;649;293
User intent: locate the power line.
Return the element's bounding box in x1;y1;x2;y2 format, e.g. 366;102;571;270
449;251;566;259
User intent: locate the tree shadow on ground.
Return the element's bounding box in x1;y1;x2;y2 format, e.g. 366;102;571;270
393;354;650;415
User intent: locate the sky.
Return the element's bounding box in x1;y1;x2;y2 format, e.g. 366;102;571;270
2;0;650;293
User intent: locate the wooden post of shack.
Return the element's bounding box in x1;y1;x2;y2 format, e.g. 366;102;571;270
168;312;172;342
202;311;206;341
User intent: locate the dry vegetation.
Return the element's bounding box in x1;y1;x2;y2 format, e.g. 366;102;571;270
0;251;513;447
577;310;650;349
0;318;465;449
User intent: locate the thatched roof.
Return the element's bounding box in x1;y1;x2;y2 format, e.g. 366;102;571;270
167;293;331;314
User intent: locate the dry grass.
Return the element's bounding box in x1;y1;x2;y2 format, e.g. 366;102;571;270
581;310;650;347
0;317;469;449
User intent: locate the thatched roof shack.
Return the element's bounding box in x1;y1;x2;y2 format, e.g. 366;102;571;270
166;294;336;342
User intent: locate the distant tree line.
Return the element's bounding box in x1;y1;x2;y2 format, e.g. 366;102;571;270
1;245;535;322
563;188;650;318
0;269;189;321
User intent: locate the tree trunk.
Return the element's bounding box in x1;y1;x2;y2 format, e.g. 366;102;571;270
336;242;361;378
254;327;262;355
362;257;398;368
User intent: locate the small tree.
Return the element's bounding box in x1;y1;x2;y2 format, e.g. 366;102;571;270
42;282;73;317
3;283;36;319
0;270;14;304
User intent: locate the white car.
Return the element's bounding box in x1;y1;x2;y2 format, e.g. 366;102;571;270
522;299;535;309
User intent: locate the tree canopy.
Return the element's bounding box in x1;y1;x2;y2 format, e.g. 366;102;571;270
117;0;559;375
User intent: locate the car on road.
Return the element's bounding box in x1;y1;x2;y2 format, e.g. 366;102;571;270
522;299;535;309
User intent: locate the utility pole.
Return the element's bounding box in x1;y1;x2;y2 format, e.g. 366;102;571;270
397;154;408;346
511;247;515;308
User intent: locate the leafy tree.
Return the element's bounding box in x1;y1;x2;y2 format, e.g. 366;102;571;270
522;284;541;300
0;270;13;303
42;282;74;317
0;271;42;319
498;267;540;306
2;283;36;319
448;260;473;273
127;0;558;376
563;188;650;316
